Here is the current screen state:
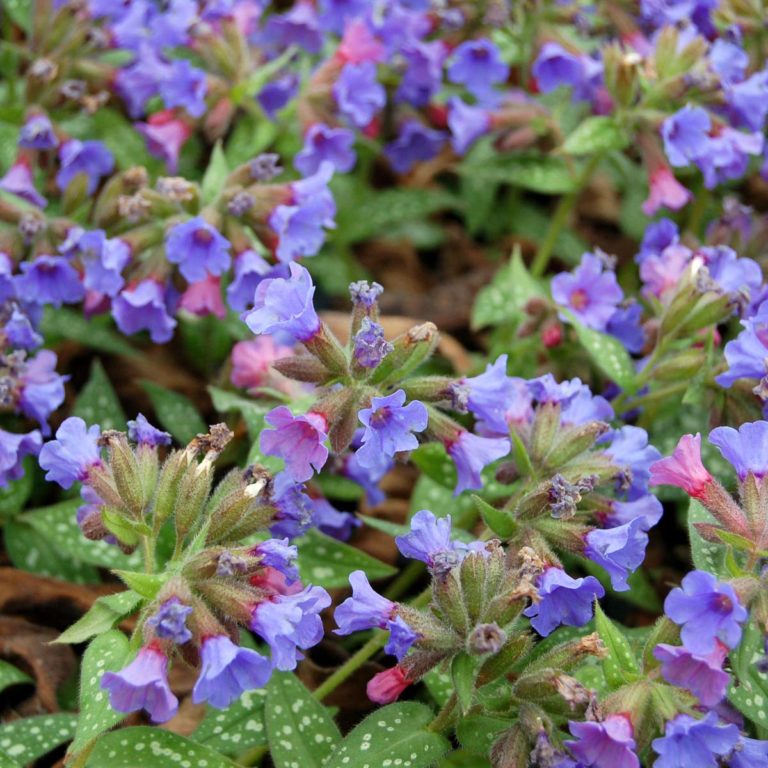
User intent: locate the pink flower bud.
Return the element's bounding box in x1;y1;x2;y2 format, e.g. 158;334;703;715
649;433;713;498
366;666;412;704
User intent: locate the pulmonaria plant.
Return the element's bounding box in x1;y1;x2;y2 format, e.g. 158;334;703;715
42;415;330;738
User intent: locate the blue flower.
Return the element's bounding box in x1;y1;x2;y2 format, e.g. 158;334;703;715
16;255;85;307
385;120;446;173
652;712;739;768
446;431;510;495
661;105;711;168
295;124;356;176
146;598;193;644
127;413;171;447
334;62;386;128
523;567;605;637
356;390;428;469
709;421;768;480
165;217;231;283
56;140;114;195
112;280;178;344
335;570;395;634
39;416;102;489
447;39;508;101
584;518;649;591
159;59;207;117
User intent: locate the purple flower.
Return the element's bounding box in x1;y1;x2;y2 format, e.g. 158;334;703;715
565;713;639;768
385;615;418;661
394;509;471;571
727;69;768;132
699;245;762;302
560;387;613;426
385;120;446;174
662;105;711;167
603;425;661;499
637;218;679;263
523;567;605;637
165;217;231;283
664;570;747;654
268;471;314;540
268;164;336;263
729;737;768;768
349;280;383;308
356;390;428;469
114;47;168;117
396;41;445;106
253;538;299;581
226;251;276;313
446;430;510;495
311;496;361;541
18;115;58;150
127;413;171;447
150;0;197;49
335;569;395;634
258;73;299;119
16;255;84;307
551;253;623;331
447;97;491;155
716;307;768;389
697;128;763;189
146;598;193;644
353;318;392;368
192;635;272;708
55;140;114;195
585;518;649;591
528;374;584;406
709;39;749;84
112;280;178;344
709;421;768;480
0;161;47;208
653;642;730;707
243;263;321;342
652;712;739;768
260;406;328;482
101;645;178;724
39;416;101;489
75;231;131;297
318;0;370;33
159;60;207;118
606;302;645;354
533;42;589;94
250;585;331;670
260;1;322;54
605;495;663;530
343;448;391;507
0;429;41;486
447;39;508;101
18;350;67;435
334;62;386;128
295;124;356;176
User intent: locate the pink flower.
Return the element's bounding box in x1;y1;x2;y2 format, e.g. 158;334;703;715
337;19;385;64
260;406;329;482
231;337;293;391
136;110;192;173
180;274;226;319
366;666;411;704
642;166;692;216
649;434;713;498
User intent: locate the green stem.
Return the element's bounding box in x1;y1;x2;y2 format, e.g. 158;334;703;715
384;560;425;601
686;181;710;238
531;153;602;278
428;694;458;734
141;535;156;575
313;632;388;701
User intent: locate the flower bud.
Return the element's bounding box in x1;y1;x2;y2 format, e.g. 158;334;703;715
432;570;470;636
303;322;349;376
369;322;439;386
173;459;213;543
101;431;145;517
530;402;561;462
271;354;330;383
468;623;507;655
153;449;190;529
490;724;529;768
544;421;611;468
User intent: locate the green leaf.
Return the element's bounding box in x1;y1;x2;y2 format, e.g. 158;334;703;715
265;672;340;768
87;728;238;767
0;713;77;764
472;248;546;330
56;591;142;644
594;603;640;689
324;702;449;768
408;476;477;536
191;689;267;756
231;46;297;105
73;359;127;431
712;528;755;554
201;141;230;205
335;183;458;245
295;529;396;588
566;313;636;389
423;668;453;707
24;498;142;571
562;116;629;156
40;308;139;359
411;443;458;489
114;571;166;599
141;380;206;445
451;652;478;714
455;714;508;756
208;386;268;440
2;0;31;33
688;498;727;575
4;518;100;583
472;495;517;538
729;619;768;727
0;462;33;521
459;152;578;194
0;659;31;694
68;631;132;756
224;115;278;167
